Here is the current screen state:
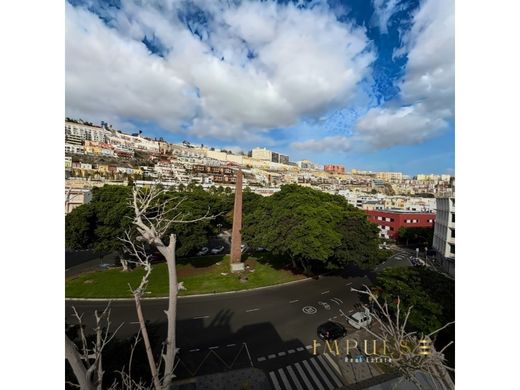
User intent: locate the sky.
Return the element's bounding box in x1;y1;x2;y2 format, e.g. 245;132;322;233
65;0;454;176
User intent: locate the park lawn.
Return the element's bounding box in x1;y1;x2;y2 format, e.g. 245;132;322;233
65;254;305;298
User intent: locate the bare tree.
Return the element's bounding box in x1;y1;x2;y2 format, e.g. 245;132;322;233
350;285;455;390
65;304;123;390
122;185;215;389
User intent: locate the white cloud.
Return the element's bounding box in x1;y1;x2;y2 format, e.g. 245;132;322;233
65;3;198;130
66;1;375;140
291;135;353;153
355;0;454;149
372;0;400;34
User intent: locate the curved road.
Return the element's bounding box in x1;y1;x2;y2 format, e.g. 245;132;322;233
66;271;372;375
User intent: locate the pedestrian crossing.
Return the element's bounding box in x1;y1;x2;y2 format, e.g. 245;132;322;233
268;353;345;390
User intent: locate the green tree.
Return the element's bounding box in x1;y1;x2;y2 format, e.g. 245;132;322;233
242;185;383;274
397;227;434;247
374;267;454;334
65;204;97;250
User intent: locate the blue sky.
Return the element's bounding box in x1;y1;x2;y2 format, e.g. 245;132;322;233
66;0;454;175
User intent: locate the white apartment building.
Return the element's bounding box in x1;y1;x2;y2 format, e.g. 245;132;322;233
432;197;455;275
65;121;111;143
65;143;84;154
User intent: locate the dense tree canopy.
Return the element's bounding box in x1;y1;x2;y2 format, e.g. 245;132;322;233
397;227;434;247
242;185;385;273
374;267;454;334
65;185;234;257
66;184;386;270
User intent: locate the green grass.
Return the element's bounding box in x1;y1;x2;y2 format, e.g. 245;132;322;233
65;254;305;298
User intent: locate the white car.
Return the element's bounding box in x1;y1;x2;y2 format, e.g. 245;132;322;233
211;246;224;254
348;309;372;329
196;247;209;256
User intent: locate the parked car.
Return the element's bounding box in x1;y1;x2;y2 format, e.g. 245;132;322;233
196;247;209;256
317;321;347;341
211;246;224;254
240;244;249;253
348;309;372;330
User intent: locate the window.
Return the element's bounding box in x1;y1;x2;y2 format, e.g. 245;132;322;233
451;213;455;223
449;244;455;254
450;228;455;238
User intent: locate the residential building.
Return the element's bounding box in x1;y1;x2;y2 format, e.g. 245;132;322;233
432;197;455;276
375;171;403;181
65;188;92;214
365;210;436;240
65;143;84;154
65;120;111;143
324;164;345;174
250;147;290;165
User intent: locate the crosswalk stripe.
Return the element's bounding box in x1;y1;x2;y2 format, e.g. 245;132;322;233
287;366;304;390
277;368;293;390
302;359;325;390
294;362;314;389
269;371;282;390
317;355;344;388
323;353;341;375
310;357;334;390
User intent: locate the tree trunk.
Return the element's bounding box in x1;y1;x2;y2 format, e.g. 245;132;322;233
65;334;96;390
121;258;129;272
157;234;178;390
134;293;162;390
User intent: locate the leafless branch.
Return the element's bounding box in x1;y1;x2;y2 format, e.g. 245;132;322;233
348;285;455;389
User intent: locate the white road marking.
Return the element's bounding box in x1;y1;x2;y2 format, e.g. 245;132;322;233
209;346;219;350
277;368;293;390
296;347;305;352
303;360;327;390
321;290;330;295
302;306;318;315
348;309;354;313
257;356;266;362
268;354;277;359
310;358;334;390
193;315;209;319
288;349;295;354
317;355;344;388
287;366;304;390
346;282;352;286
189;349;200;352
269;371;282;390
290;299;299;304
226;343;236;347
294;362;314;390
332;297;343;304
278;351;287;356
129;321;140;325
246;308;260;312
305;345;312;350
323;353;341;375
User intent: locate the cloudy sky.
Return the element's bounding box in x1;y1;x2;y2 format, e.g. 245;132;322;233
66;0;454;175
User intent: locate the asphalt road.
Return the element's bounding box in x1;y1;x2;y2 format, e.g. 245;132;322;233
65;250;415;387
66;269;373;377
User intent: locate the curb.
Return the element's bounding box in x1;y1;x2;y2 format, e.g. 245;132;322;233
65;274;317;302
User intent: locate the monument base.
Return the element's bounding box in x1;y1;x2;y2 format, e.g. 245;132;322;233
230;263;245;272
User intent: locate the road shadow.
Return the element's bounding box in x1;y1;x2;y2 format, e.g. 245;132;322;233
66;308;312;389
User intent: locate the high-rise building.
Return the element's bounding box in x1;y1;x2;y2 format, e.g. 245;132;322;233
432;197;455;276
